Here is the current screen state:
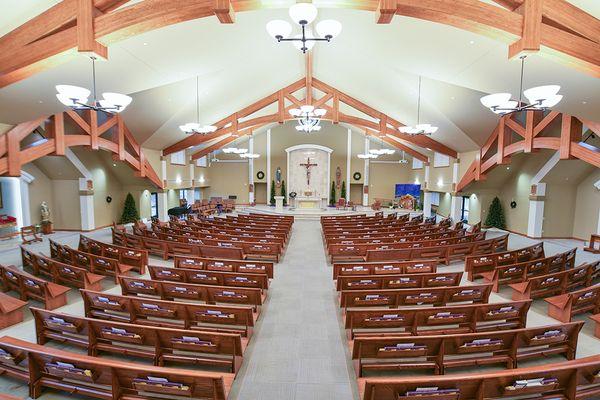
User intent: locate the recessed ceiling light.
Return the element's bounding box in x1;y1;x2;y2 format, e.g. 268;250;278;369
143;42;148;46
38;100;43;103
582;101;587;104
450;96;455;100
113;163;117;167
469;40;475;45
506;166;510;170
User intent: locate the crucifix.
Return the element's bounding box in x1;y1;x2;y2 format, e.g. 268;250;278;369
300;157;318;186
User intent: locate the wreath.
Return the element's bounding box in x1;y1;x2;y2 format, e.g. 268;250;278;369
256;171;265;180
510;200;517;209
106;196;112;203
353;172;362;181
289;192;297;199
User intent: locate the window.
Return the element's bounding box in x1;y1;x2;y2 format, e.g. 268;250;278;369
150;192;158;219
171;150;186;165
196;156;207;167
179;190;186;200
430;192;440;206
433;152;450;168
461;196;470;222
412;158;423;169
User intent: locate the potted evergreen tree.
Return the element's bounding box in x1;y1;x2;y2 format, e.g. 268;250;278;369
280;180;287;206
269;180;276;206
340;181;347;200
329;181;336;206
120;193;140;224
485;196;506;229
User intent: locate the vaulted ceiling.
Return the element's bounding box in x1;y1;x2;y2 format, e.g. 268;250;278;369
0;1;598;155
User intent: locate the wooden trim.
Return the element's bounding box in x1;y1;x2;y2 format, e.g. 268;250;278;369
508;0;542;59
559;114;582;159
0;0;598;88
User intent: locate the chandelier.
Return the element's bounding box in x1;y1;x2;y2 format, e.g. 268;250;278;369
56;56;132;113
222;147;247;154
179;76;217;134
266;3;342;53
357;153;378;159
399;76;438;135
240;153;260;159
480;56;562;115
369;135;395;156
290;105;326;133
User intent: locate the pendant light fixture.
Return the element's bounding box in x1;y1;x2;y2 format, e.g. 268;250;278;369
266;3;342;53
290;105;326;133
179;76;217;135
399;76;438;136
480;55;562;115
56;56;132;113
369;135;395;156
222;147;248;154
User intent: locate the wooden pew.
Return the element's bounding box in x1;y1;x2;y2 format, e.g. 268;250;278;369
545;284;600;322
359;354;600;400
340;284;492;309
336;271;463;291
78;235;148;274
21;246;105;291
174;256;274;279
119;276;263;310
0;336;233;400
31;308;246;373
0;264;70;310
333;260;438;280
509;261;600;301
479;248;577;292
351;322;583;377
584;234;600;254
345;300;531;339
148;265;269;291
0;292;27;329
49;239;134;283
156;224;287;248
364;235;509;264
465;242;545;281
81;290;255;338
325;229;463;248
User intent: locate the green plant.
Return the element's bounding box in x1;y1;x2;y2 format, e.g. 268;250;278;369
280;180;287;206
485;196;506;229
269;180;276;206
340;181;347;200
329;181;336;206
119;193;140;224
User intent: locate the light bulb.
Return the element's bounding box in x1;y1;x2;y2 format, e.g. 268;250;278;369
289;3;318;25
316;20;342;39
266;20;292;39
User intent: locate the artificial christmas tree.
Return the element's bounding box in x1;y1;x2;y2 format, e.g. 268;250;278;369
280;180;287;206
120;193;140;224
329;181;336;206
485;196;506;229
269;180;276;206
340;181;347;200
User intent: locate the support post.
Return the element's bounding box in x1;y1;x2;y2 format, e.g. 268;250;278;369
527;183;546;238
266;129;271;205
346;128;351;200
79;178;95;231
450;194;462;222
363;137;370;206
248;136;255;204
157;191;168;222
423;190;432;218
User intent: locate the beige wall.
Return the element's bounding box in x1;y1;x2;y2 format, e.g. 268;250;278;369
21;163;56;226
572;169;600;240
206;162;248;201
369;162;410;203
51;180;81;230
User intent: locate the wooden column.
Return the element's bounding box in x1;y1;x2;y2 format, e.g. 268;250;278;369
560;114;582;159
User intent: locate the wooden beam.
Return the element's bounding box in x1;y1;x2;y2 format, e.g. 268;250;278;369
53;113;66;156
541;0;600;45
117;115;125;160
376;0;397;24
191;135;236;161
65;110;91;134
332;93;340;124
508;0;542;59
77;0;107;58
497;116;510;163
382;134;429;162
505;117;526;137
214;0;235;23
306;51;313;105
560;114;582;159
533;110;560;136
278;90;285;124
88;109;99;150
524;110;543;152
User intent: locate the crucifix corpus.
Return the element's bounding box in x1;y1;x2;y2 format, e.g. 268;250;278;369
300;157;318;186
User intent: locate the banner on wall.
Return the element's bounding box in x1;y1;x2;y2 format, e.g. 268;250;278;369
395;184;421;199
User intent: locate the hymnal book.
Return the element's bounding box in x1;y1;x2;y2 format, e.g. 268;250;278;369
365;295;380;300
141;303;159;310
96;296;118;306
194;274;208;279
131;281;147;288
463;338;502;347
221;291;236;296
405;387;459;396
62;268;73;274
205;310;222;315
509;377;558;389
159;270;172;275
173;287;188;292
458;290;475;295
581;291;595;299
0;348;14;360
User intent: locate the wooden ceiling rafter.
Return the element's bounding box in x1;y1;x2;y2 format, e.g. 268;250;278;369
0;109;163;188
163;72;460;161
456;111;600;192
0;0;598;88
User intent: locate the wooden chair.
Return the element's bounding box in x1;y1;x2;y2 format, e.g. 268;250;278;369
584;234;600;254
20;225;41;244
0;336;234;400
371;200;382;211
336;198;347;210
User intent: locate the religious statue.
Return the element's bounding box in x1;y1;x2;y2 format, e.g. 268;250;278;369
335;166;342;189
275;167;282;188
300;157;318;186
40;202;50;223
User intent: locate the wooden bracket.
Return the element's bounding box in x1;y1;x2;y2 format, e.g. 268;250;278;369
214;0;235;24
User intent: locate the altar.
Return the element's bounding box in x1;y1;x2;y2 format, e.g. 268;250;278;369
295;196;325;209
